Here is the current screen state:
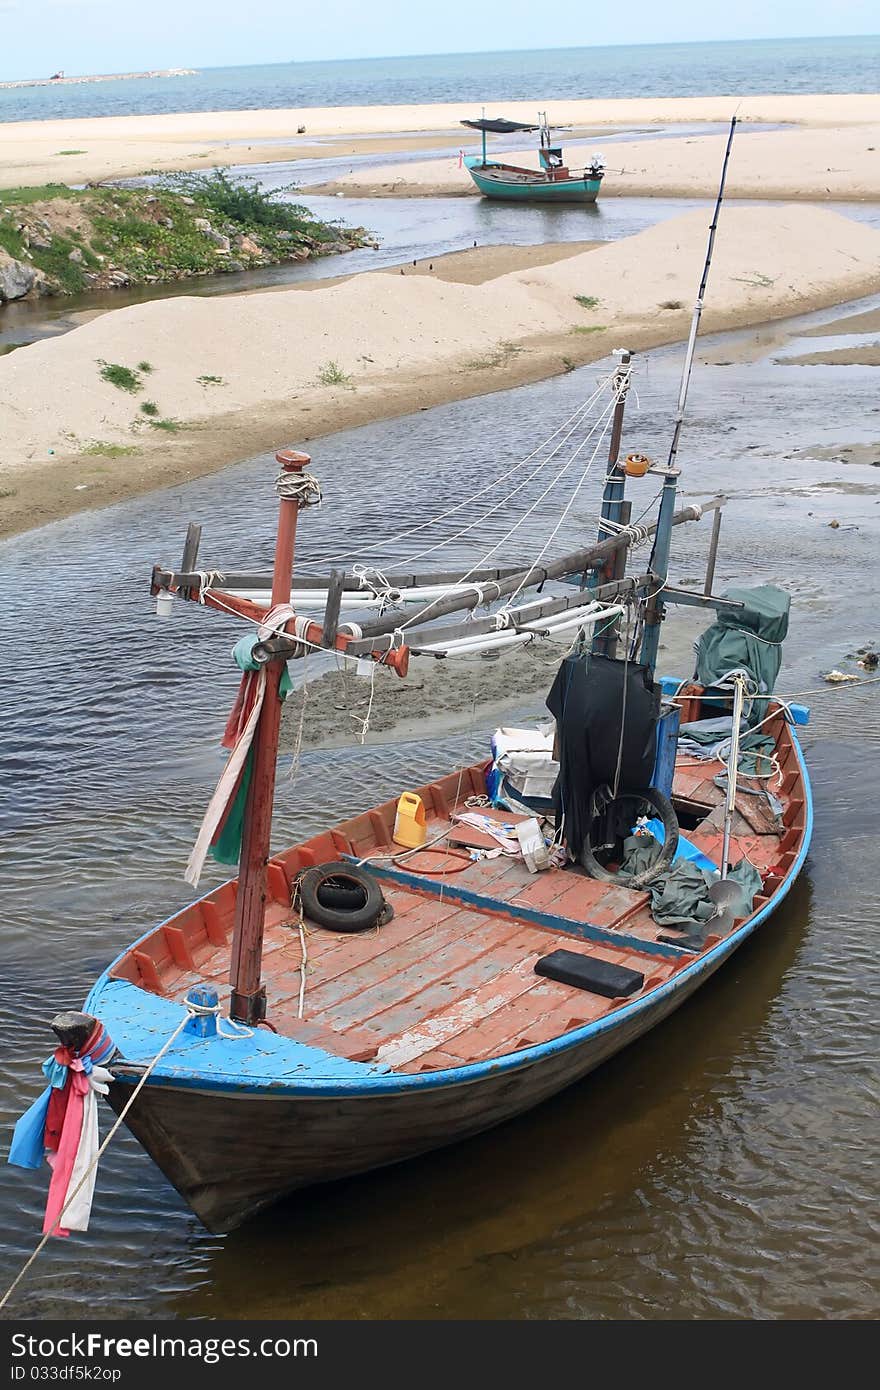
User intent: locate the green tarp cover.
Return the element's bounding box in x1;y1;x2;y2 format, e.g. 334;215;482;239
619;834;762;933
694;584;790;722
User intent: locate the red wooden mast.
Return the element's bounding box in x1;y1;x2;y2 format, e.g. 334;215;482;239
228;449;311;1024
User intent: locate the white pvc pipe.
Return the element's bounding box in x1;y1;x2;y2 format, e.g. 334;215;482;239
417;604;625;657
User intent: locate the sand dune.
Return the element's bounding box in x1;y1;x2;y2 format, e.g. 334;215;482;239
1;206;878;497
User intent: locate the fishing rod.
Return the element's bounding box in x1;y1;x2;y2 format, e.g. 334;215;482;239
667;114;738;471
639;116;738;672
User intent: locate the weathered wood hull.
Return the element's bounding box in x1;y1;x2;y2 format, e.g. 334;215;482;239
105;930;741;1232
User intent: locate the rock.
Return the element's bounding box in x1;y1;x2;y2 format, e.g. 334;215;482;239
276;230;292;242
193;217;212;232
829;519;840;528
0;253;37;301
179;196;195;206
211;235;231;253
159;217;173;229
68;246;84;264
292;247;310;261
232;233;262;256
225;260;245;273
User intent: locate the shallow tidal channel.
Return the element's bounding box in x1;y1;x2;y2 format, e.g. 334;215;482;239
0;301;878;1319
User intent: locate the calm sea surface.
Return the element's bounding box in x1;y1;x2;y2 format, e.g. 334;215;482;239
2;37;879;123
0;298;879;1318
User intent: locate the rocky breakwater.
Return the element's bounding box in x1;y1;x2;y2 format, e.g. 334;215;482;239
0;174;371;302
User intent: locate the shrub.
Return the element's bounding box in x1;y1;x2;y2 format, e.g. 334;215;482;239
98;361;142;393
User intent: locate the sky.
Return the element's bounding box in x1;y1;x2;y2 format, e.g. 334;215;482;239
0;0;877;80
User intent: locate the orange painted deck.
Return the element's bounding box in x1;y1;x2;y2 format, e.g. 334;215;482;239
109;702;807;1075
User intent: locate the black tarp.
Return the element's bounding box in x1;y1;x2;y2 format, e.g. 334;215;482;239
460;118;540;133
546;653;661;861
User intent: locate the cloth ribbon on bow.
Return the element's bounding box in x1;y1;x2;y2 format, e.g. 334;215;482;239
8;1021;116;1237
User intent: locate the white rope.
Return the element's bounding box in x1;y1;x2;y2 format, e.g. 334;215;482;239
276;469;322;507
310;375;614;567
397;386;624;634
394;380;622;570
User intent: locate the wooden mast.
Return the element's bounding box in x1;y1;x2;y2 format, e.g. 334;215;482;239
228;448;311;1024
592;348;632;658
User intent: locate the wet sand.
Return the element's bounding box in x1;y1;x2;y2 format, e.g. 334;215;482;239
781;345;880;366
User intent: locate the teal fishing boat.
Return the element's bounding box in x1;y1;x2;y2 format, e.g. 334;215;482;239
461;112;604;203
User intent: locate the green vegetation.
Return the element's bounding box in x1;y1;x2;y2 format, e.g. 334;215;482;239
98;361;143;393
0;174;368;299
574;294;600;309
561;356;576;373
197;374;225;386
0;487;18;499
56;150;86;156
139;400;160;417
149;417;182;433
0;183;77;206
317;361;354;388
463;341;523;371
571;324;607;335
137;360;154;373
80;441;137;457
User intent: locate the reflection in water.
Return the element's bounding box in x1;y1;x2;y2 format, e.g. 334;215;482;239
1;312;879;1319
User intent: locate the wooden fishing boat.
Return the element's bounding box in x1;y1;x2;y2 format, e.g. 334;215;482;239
85;710;810;1232
9;117;814;1243
461;112;604;203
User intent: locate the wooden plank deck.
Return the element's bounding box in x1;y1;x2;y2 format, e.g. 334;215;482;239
109;705;805;1074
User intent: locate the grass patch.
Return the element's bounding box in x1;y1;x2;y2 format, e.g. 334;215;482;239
56;150;86;156
571;324;607;335
0;487;18;499
463;341;523;371
139;400;160;417
149;417;182;433
574;294;600;309
137;360;154;374
98;361;142;393
659;299;684;310
197;374;225;386
316;360;354;388
561;356;576;373
0;183;77;206
80;441;137;457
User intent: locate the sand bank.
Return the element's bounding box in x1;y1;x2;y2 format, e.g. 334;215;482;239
1;204;879;540
317;121;880;202
2;94;879;190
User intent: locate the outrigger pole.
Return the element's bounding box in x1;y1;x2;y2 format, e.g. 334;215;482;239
640;115;737;674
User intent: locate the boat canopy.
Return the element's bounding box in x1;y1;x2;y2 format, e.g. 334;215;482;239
460;117;539;133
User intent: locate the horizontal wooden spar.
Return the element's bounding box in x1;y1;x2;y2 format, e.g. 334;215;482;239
351;498;723;644
150;562;525;596
349;575;650;656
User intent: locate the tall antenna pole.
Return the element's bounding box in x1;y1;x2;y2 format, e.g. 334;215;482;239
666;115;737;472
640;116;737;674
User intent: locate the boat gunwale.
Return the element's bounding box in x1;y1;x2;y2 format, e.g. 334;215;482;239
87;721;812;1100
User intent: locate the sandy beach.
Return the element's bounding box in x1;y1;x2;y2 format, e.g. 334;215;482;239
2;94;880;190
1;203;879;539
315;120;880;201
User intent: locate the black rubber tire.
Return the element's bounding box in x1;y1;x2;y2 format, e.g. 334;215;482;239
579;785;679;888
299;862;386;933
